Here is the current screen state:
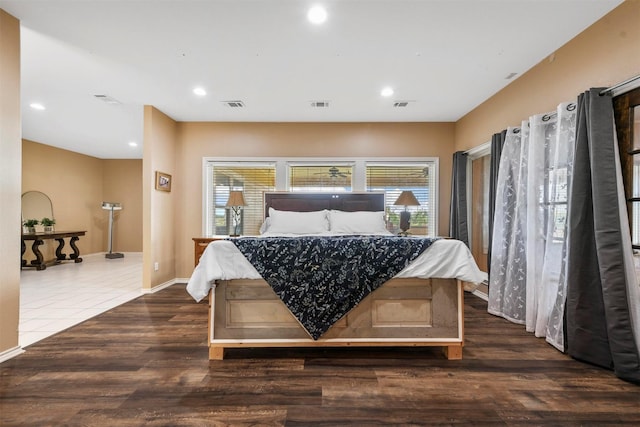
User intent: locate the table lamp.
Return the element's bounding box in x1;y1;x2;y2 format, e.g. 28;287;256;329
225;191;247;237
393;191;420;236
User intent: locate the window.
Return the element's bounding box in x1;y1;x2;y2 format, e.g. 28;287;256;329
205;162;276;236
613;86;640;248
203;157;439;237
289;164;353;191
546;166;569;242
366;162;437;235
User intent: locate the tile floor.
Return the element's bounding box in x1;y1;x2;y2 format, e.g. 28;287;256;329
19;252;143;347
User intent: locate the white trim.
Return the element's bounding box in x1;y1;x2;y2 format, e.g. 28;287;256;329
472;289;489;302
0;346;25;364
353;159;366;191
144;278;177;294
286;160;355;166
202;157;210;236
202;156;439;190
466;141;491;159
464;143;491;274
202;156;441;236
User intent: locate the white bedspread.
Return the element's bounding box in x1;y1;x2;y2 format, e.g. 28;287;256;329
186;237;487;302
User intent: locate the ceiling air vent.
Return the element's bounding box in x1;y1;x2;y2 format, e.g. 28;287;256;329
222;100;245;108
311;100;329;108
393;101;410;107
93;94;122;105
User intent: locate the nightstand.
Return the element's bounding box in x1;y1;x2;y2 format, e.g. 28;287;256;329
193;236;227;266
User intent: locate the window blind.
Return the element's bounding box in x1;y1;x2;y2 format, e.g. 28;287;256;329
366;163;435;235
289;165;353;191
208;163;276;236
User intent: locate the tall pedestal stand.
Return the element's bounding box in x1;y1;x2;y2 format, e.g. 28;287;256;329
102;202;124;259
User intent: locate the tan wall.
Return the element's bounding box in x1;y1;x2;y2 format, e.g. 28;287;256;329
175;122;455;277
455;0;640;151
0;9;21;354
103;159;143;252
21;141;143;255
143;106;177;289
3;3;636;349
22;140;104;255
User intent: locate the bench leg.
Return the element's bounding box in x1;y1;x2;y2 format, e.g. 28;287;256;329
209;346;225;360
443;345;463;360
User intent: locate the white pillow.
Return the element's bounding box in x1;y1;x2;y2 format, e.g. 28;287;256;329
267;208;329;234
329;210;390;235
259;217;271;234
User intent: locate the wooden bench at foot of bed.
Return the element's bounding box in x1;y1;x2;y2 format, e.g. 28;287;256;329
207;277;464;360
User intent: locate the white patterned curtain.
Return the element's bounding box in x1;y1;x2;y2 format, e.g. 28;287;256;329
488;124;529;324
526;103;577;351
489;102;577;350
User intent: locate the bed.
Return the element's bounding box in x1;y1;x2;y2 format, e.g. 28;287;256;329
187;192;486;360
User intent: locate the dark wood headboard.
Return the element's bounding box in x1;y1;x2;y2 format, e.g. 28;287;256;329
264;192;385;217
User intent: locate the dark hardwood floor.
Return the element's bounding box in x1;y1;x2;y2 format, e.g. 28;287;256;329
1;284;638;426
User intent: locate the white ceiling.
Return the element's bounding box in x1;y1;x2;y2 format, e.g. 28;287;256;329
0;0;624;159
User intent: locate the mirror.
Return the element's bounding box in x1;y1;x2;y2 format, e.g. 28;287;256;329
22;191;54;231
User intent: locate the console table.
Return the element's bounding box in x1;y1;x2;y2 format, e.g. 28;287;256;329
21;230;87;270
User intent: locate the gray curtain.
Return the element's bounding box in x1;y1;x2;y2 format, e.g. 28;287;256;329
487;130;507;274
449;151;468;246
566;88;640;383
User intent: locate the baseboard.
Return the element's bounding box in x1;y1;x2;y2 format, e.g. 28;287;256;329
146;278;180;294
472;281;489;301
77;251;143;259
0;346;25;364
471;289;488;301
463;279;488;301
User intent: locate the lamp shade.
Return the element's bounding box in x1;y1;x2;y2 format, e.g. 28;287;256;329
393;191;420;207
225;190;247;207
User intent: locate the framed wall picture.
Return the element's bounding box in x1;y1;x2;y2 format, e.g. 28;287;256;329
155;171;172;192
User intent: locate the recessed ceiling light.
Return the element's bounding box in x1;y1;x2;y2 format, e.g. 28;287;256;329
381;87;394;97
30;103;46;110
128;141;138;147
193;87;207;96
307;5;327;24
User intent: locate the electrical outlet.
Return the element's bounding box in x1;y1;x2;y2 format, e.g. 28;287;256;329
154;262;159;271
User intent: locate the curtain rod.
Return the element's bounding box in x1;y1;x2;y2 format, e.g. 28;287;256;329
599;74;640;96
465;78;638;156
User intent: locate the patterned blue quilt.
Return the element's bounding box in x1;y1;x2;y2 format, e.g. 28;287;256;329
230;236;438;340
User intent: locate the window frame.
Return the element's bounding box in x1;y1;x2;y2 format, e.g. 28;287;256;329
613;85;640;249
466;141;491;271
203;157;439;236
203;159;277;236
287;161;355;192
365;161;438;236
